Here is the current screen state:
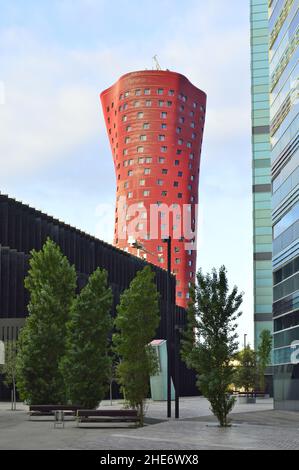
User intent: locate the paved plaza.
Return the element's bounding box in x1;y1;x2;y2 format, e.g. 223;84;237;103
0;397;299;450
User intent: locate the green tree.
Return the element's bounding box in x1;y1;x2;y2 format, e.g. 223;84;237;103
113;266;160;426
257;329;272;392
235;346;257;393
61;268;113;408
0;341;18;410
182;266;243;427
16;238;76;404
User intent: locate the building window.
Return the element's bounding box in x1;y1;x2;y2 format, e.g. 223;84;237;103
137;112;144;119
123;161;128;167
158;135;165;141
119;94;123;100
128;170;133;176
135;89;141;96
157;245;163;252
169;90;175;96
178;139;183;145
161;146;167;152
175;160;179;166
178;193;182;198
178;171;183;177
180;105;184;112
174;181;179;187
159;157;165;163
191;175;194;181
157;88;164;95
145;100;152;107
134;101;140;107
158;257;164;263
190;111;194;117
191;122;195;128
162;169;168;175
124;182;129;189
138;157;145;164
141;212;147;219
176;127;182;134
176;149;182;155
128;192;133;199
179;117;185;124
161;112;167;119
138;202;144;208
187;142;192;148
192;133;196;139
161;191;167;197
122;115;127;122
188;185;192;190
144;168;151;175
140;135;147;141
123;149;128;156
143;123;150;129
144;88;151;95
161;123;167;129
143;190;150;197
125;137;130;144
167;101;172;107
124;91;130;97
145;157;152;163
126;125;132;132
128;159;134;165
188;260;193;266
123;103;128;110
177;292;182;298
190;196;194;202
157;179;163;186
189;153;194;160
139;179;145;186
137;146;144;153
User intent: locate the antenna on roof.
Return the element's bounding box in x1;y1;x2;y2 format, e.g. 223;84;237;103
152;55;162;71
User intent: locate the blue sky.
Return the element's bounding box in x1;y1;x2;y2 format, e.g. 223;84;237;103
0;0;253;344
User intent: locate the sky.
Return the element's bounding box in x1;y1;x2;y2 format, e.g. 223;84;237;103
0;0;253;345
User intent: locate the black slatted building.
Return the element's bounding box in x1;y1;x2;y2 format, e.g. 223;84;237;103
0;193;198;398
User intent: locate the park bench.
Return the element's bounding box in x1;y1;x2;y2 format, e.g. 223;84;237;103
28;405;84;420
76;409;139;427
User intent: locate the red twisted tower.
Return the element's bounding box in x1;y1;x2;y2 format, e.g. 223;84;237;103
100;70;206;307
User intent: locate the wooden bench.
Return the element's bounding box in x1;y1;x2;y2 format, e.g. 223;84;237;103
76;409;139;427
29;405;84;420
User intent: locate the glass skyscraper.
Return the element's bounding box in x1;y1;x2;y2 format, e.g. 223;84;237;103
270;0;299;410
251;0;273;349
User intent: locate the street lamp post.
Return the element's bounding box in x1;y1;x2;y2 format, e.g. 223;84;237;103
163;236;172;419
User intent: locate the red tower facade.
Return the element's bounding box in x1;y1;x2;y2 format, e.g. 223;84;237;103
100;70;206;307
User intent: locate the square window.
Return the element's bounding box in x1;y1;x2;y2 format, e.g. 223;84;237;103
169;90;175;96
126;125;132;132
189;153;194;160
145;157;152;163
191;122;195;128
124;182;129;189
144;168;151;175
124;91;130;97
159;157;165;163
175;160;179;166
178;171;183;177
143;123;150;129
157;88;164;95
157;245;163;252
123;103;128;110
174;181;179;187
162;169;168;174
137;112;144;119
161;123;167;129
128;159;134;165
161;112;167;119
140;135;147;141
135;89;141;96
159;100;164;107
144;88;151;95
167;101;172;107
176;127;182;134
187;142;192;148
178;193;182;198
137;146;144;153
128;192;133;198
161;146;167;152
178;139;183;145
144;190;150;197
122;115;127;122
139;179;145;186
176;149;182;155
134;101;140;107
138;157;145;164
123;149;128;156
146;100;152;107
162;191;167;196
158;135;165;141
179;117;185;124
125;137;130;144
157;179;163;186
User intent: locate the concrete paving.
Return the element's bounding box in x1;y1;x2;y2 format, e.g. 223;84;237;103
0;397;298;450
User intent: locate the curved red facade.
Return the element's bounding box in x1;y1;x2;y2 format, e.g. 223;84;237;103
100;70;206;307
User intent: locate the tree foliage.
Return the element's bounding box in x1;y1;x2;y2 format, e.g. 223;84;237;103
181;266;243;427
60;268;113;408
257;329;272;392
16;238;76;404
234;346;257;393
113;266;160;426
